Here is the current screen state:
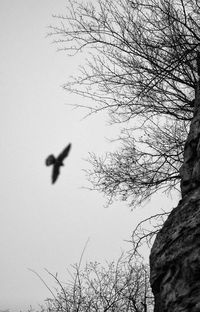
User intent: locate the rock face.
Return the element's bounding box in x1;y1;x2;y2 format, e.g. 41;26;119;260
180;81;200;197
150;190;200;311
150;62;200;310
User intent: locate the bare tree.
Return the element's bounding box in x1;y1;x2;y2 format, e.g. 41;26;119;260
28;255;154;312
49;0;200;208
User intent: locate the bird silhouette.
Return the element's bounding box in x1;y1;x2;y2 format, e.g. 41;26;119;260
45;143;72;184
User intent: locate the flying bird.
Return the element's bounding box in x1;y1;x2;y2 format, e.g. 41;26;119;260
45;143;72;184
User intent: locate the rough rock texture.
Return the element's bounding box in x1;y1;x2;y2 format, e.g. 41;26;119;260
180;81;200;197
150;61;200;310
150;190;200;311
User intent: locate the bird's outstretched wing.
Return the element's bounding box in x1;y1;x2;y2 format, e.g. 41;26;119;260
52;164;60;184
45;154;55;166
57;143;72;162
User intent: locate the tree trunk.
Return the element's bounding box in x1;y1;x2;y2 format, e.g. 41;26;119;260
150;73;200;309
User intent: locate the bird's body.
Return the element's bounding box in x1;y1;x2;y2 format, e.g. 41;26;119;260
45;143;71;183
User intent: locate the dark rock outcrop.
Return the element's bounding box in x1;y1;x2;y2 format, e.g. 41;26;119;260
150;56;200;311
150;190;200;311
180;81;200;197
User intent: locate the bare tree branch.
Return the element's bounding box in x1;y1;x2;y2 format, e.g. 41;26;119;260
49;0;200;209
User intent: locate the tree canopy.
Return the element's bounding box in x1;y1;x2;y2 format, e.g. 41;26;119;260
29;256;153;312
50;0;200;207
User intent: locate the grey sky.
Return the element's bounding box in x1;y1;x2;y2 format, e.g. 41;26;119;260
0;1;178;311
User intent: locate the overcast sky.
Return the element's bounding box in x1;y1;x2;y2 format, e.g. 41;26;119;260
0;1;179;311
